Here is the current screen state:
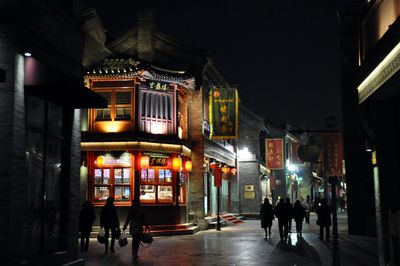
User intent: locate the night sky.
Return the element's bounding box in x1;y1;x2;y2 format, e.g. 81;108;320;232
92;0;342;130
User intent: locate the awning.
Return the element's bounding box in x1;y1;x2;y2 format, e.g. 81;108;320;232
25;84;107;108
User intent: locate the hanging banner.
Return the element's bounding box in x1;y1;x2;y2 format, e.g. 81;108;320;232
213;168;222;187
266;139;284;169
209;88;239;139
291;142;303;164
322;133;343;177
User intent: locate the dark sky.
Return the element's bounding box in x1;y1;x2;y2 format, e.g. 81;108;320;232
93;0;342;130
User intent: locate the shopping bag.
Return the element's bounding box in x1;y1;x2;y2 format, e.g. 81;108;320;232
140;228;153;247
118;231;128;247
97;228;106;244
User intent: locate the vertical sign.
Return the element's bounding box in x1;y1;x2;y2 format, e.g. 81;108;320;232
213;168;222;187
322;133;343;177
209;88;239;139
266;139;284;169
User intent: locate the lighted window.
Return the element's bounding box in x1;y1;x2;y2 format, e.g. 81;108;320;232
141;169;155;183
157;186;173;203
94;90;132;121
159;169;172;183
140;185;156;203
94;168;110;184
114;186;130;202
94;186;110;201
139;89;174;135
114;168;130;184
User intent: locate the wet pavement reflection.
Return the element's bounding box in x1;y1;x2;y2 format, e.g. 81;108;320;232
81;213;378;266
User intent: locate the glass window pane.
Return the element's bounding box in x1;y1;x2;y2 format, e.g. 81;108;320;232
25;130;45;255
167;96;171;120
147;93;151;117
151;94;156;118
114;186;130;202
94;168;103;184
116;107;131;120
159;170;165;183
140;185;155;203
141;92;146;116
148;169;155;182
157;95;161;118
96;108;111;120
141;169;148;182
94;186;110;201
47;103;63;137
43;136;62;250
165;170;172;182
115;168;130;184
26;95;45;129
116;92;131;104
158;186;173;203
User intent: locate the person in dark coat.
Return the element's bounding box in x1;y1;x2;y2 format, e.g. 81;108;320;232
79;201;95;251
100;197;120;253
285;198;294;233
316;198;332;241
274;198;290;240
293;200;305;236
260;198;274;239
123;200;148;260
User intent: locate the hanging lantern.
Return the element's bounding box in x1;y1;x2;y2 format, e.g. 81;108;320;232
96;156;104;167
231;168;237;175
209;161;218;170
184;161;193;172
172;157;182;171
221;165;231;174
140;156;150;169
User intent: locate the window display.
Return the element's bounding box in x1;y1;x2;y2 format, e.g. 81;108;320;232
114;168;130;184
140;185;156;203
94;186;110;201
114;186;130;202
158;186;173;203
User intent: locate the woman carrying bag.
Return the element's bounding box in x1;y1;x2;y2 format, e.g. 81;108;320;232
123;200;149;260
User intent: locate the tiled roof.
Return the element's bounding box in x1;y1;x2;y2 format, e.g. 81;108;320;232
86;58;196;89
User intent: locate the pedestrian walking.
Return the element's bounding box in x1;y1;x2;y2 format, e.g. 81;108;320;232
316;198;332;241
303;195;311;224
79;200;95;251
260;198;274;239
100;197;120;253
285;198;294;233
274;198;290;240
293;200;305;236
123;200;148;260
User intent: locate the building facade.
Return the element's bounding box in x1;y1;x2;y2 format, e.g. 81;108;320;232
0;1;105;265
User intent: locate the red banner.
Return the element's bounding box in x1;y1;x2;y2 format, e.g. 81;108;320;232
322;133;343;177
291;142;303;164
213;168;222;187
266;139;284;169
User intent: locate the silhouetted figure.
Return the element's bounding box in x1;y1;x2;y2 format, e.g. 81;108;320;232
316;198;332;241
293;200;305;236
275;198;290;240
79;201;95;251
260;198;274;239
340;197;346;212
100;197;120;253
303;195;311;224
285;198;294;233
123;200;148;260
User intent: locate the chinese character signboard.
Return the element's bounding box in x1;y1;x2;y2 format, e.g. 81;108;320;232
266;139;284;169
213;168;222;187
209;88;239;139
147;81;171;92
322;133;343;177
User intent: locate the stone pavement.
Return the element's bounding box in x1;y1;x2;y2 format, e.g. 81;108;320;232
80;212;378;266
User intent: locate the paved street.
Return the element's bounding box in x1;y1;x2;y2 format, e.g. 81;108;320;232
80;212;378;266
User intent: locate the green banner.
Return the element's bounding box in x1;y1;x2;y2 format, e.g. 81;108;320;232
209;88;239;139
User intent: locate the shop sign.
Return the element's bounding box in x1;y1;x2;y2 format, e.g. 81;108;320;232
147;81;171;92
99;152;131;166
209;88;239;139
150;157;169;167
322;133;343;177
266;139;284;169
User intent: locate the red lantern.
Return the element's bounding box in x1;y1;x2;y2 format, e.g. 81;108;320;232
184;161;193;172
172;157;182;171
209;161;218;170
221;165;230;174
140;156;150;169
96;156;104;167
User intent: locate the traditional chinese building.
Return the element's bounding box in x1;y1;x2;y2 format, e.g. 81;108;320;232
81;7;238;229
